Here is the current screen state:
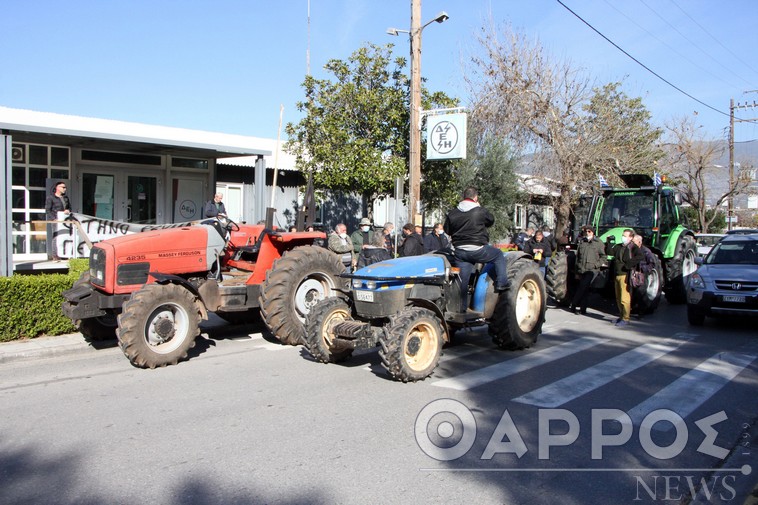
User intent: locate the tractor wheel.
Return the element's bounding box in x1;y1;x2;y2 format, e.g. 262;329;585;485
379;307;444;382
664;235;697;304
687;304;705;326
259;246;346;346
632;256;664;315
304;297;354;363
215;308;260;325
71;272;118;341
116;283;201;369
490;258;545;350
545;250;575;305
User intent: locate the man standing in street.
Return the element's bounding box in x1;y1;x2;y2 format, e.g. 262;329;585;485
570;226;606;315
399;223;424;257
351;218;374;254
328;223;354;271
444;187;509;291
424;222;451;252
203;193;227;219
612;229;643;327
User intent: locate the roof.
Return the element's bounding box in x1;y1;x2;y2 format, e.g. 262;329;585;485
0;106;272;158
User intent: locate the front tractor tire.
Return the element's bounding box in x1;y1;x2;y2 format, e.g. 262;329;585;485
116;283;202;369
379;307;444;382
664;234;697;304
259;246;346;346
490;258;545;350
304;297;354;363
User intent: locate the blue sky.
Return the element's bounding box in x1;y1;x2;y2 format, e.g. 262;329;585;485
2;0;757;144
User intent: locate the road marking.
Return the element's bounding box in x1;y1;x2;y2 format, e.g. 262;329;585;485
621;352;757;428
431;336;609;391
513;338;691;407
439;344;490;364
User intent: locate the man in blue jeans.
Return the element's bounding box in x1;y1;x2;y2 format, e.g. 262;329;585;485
444;187;509;291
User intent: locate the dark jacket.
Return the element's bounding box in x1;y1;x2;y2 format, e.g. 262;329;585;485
357;246;393;268
203;200;226;218
423;232;451;252
444;200;494;248
575;237;606;274
613;241;644;276
45;193;71;220
399;232;424;257
523;237;553;262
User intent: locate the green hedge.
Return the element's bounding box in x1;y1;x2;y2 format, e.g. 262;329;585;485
0;259;89;342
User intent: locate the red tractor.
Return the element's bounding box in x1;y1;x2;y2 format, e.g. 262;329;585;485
62;219;346;368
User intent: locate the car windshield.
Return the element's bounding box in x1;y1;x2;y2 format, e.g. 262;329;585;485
705;240;758;265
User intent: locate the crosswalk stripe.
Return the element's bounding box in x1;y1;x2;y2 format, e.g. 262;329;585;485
431;336;609;391
439;345;490;364
513;338;691;407
621;352;757;429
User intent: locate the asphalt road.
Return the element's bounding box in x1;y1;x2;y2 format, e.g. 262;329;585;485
1;298;756;505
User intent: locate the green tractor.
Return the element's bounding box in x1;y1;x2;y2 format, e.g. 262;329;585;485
546;174;697;312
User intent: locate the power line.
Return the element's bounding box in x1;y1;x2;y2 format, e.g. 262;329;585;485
668;0;758;78
554;0;729;118
637;0;754;90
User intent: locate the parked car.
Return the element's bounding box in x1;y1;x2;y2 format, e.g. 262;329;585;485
686;232;758;325
695;233;725;257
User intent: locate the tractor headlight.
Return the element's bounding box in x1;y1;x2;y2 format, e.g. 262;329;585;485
352;279;363;289
89;247;106;287
365;280;376;290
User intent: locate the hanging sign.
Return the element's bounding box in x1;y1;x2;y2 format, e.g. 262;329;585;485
427;113;467;160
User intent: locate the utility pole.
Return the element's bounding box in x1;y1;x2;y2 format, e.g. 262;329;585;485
729;97;758;231
409;0;422;225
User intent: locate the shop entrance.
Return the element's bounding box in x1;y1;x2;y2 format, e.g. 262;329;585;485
81;170;162;224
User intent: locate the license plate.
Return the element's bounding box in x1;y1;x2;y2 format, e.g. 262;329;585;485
723;295;745;303
355;290;374;302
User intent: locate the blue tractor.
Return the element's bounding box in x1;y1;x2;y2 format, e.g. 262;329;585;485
303;251;546;382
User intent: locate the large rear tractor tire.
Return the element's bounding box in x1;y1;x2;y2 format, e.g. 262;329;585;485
632;255;664;315
490;258;545;350
116;283;202;369
304;297;354;363
259;246;346;346
664;235;697;304
379;307;444;382
71;272;119;341
545;250;575;305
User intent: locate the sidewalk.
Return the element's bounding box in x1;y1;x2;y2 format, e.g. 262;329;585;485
0;332;101;363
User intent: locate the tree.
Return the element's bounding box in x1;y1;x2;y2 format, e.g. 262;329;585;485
583;82;664;174
663;115;752;233
455;135;524;241
465;23;663;233
286;43;458;218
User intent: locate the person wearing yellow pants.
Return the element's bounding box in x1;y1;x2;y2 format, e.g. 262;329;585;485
612;229;643;328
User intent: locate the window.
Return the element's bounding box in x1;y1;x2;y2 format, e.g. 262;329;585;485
10;143;71;258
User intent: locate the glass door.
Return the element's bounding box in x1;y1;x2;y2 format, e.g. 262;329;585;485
82;172;116;219
127;175;158;224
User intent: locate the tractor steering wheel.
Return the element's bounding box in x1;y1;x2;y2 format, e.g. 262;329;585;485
223;217;240;232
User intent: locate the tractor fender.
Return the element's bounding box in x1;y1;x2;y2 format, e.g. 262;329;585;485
661;226;695;259
149;272;209;319
406;296;450;343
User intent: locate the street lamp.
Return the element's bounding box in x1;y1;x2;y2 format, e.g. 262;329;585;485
388;6;449;224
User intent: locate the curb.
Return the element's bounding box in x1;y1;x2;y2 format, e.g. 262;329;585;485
0;332;102;363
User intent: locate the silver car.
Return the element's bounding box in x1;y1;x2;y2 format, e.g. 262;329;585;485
686;232;758;325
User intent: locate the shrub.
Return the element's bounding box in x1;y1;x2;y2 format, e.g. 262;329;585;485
0;259;89;342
